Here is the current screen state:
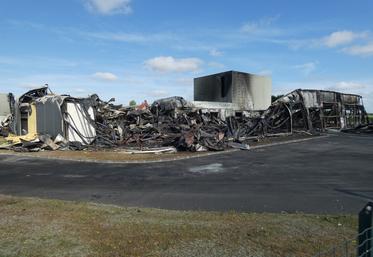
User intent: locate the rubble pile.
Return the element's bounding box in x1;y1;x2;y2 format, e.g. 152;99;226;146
91;94;319;152
341;123;373;134
0;115;13;137
5;128;88;152
0;87;369;153
92;96;230;151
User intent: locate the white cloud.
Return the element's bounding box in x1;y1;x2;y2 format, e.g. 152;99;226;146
144;56;202;73
240;16;282;36
322;30;367;47
328;81;367;91
283;31;369;51
84;31;173;44
93;72;118;81
84;0;132;15
209;49;223;57
343;43;373;57
294;62;317;75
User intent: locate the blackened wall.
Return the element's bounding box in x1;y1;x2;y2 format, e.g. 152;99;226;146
194;71;272;111
194;71;233;103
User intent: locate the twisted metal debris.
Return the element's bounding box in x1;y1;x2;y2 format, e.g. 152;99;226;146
0;88;369;152
91;96;229;151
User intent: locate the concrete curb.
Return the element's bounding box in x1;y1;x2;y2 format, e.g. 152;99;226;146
250;135;329;150
0;135;328;165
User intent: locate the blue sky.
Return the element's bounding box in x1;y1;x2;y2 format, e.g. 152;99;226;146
1;0;373;111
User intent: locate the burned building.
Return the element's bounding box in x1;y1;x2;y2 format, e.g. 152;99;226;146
256;89;369;137
0;81;370;153
193;71;272;117
8;87;96;146
275;89;369;130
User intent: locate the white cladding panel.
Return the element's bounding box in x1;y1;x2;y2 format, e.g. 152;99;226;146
66;102;96;144
248;75;272;111
0;94;11;122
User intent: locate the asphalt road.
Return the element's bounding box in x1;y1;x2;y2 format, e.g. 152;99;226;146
0;133;372;214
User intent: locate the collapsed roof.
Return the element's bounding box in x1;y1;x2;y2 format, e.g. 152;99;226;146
0;87;370;152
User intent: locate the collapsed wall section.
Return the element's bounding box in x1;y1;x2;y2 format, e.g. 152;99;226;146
274;89;368;131
0;86;370;152
6;87;97;146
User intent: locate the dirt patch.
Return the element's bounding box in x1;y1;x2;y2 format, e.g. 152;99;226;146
0;148;202;162
0;194;356;257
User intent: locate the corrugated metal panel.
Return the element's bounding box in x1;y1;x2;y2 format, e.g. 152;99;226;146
65;102;96;144
300;91;319;108
320;91;337;103
341;94;361;105
35;97;64;138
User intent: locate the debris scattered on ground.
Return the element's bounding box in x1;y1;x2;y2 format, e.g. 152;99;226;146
0;87;369;153
341;123;373;134
0;133;315;162
120;146;178;154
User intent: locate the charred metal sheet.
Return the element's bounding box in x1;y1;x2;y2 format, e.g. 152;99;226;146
270;89;368;132
341;123;373;134
29;89;368;151
0;87;369;153
18;86;49;103
151;96;192;115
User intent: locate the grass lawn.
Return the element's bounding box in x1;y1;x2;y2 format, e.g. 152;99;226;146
368;113;373;122
0;195;357;257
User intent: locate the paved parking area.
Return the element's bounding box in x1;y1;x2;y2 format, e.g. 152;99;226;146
0;133;372;213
